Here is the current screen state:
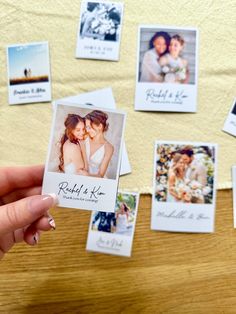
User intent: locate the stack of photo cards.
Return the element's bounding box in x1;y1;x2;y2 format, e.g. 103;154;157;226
86;191;139;257
222;98;236;137
151;141;218;233
135;25;198;112
53;87;131;176
42;102;126;212
6;42;51;105
232;166;236;228
76;0;124;61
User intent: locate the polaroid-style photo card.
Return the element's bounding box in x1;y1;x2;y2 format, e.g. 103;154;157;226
232;166;236;228
135;25;198;112
86;191;139;257
42;102;126;212
7;42;51;105
151;141;218;233
53;87;131;176
223;98;236;137
76;1;124;61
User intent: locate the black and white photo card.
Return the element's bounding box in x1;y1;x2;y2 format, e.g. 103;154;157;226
76;0;124;61
135;25;198;112
42;102;126;211
151;141;218;233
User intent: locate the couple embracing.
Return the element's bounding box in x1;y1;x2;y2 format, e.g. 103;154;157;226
167;148;208;204
140;31;189;84
59;110;114;178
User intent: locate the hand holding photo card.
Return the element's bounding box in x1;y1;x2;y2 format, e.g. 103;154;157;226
53;87;131;176
232;166;236;228
7;42;51;105
76;0;124;61
151;141;218;233
135;25;198;112
222;98;236;137
42;103;126;212
86;192;139;257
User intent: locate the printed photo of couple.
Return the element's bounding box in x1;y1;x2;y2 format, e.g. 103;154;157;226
79;1;122;42
48;104;125;180
91;192;138;236
138;27;197;84
155;144;215;204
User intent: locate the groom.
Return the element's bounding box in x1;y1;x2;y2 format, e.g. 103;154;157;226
180;147;207;203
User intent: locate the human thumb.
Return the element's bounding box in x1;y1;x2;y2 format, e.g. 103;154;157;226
0;194;57;235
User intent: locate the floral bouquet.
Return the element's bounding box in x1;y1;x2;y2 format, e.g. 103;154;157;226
91;16;116;36
176;180;211;203
161;66;187;83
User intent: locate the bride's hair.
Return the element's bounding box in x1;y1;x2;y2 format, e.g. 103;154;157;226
171;34;185;46
171;153;183;178
149;31;171;55
87;3;100;12
59;114;84;172
122;202;129;212
85;110;109;132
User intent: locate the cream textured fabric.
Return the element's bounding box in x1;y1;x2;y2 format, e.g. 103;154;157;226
0;1;235;193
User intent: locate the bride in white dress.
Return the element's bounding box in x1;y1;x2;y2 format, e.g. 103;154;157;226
159;34;189;84
115;203;129;234
59;114;88;174
167;153;186;202
78;110;114;178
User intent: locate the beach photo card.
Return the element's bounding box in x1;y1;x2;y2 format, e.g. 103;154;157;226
86;191;139;257
53;87;131;176
222;98;236;137
232;166;236;228
76;0;124;61
7;42;51;105
42;102;126;212
135;25;198;112
151;141;218;233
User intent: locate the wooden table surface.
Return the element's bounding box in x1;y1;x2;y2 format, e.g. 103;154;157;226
1;190;236;314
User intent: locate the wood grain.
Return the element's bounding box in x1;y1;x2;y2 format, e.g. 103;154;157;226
0;190;235;313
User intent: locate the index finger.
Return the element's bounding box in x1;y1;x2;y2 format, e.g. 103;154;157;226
0;165;44;197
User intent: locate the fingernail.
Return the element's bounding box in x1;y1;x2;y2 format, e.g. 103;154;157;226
47;193;58;207
33;232;39;245
29;194;58;215
48;217;56;230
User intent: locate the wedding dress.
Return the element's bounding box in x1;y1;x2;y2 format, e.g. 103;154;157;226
167;176;184;203
85;137;105;175
164;53;185;70
116;213;128;234
64;162;77;174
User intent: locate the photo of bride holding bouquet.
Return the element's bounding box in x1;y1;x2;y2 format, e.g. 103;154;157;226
155;144;215;204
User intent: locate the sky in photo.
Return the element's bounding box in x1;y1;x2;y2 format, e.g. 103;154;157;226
8;43;50;79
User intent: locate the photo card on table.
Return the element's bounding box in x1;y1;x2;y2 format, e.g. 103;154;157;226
6;42;51;105
151;141;218;233
222;98;236;137
76;0;124;61
232;166;236;228
53;87;131;176
135;25;199;112
42;102;126;212
86;191;139;257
